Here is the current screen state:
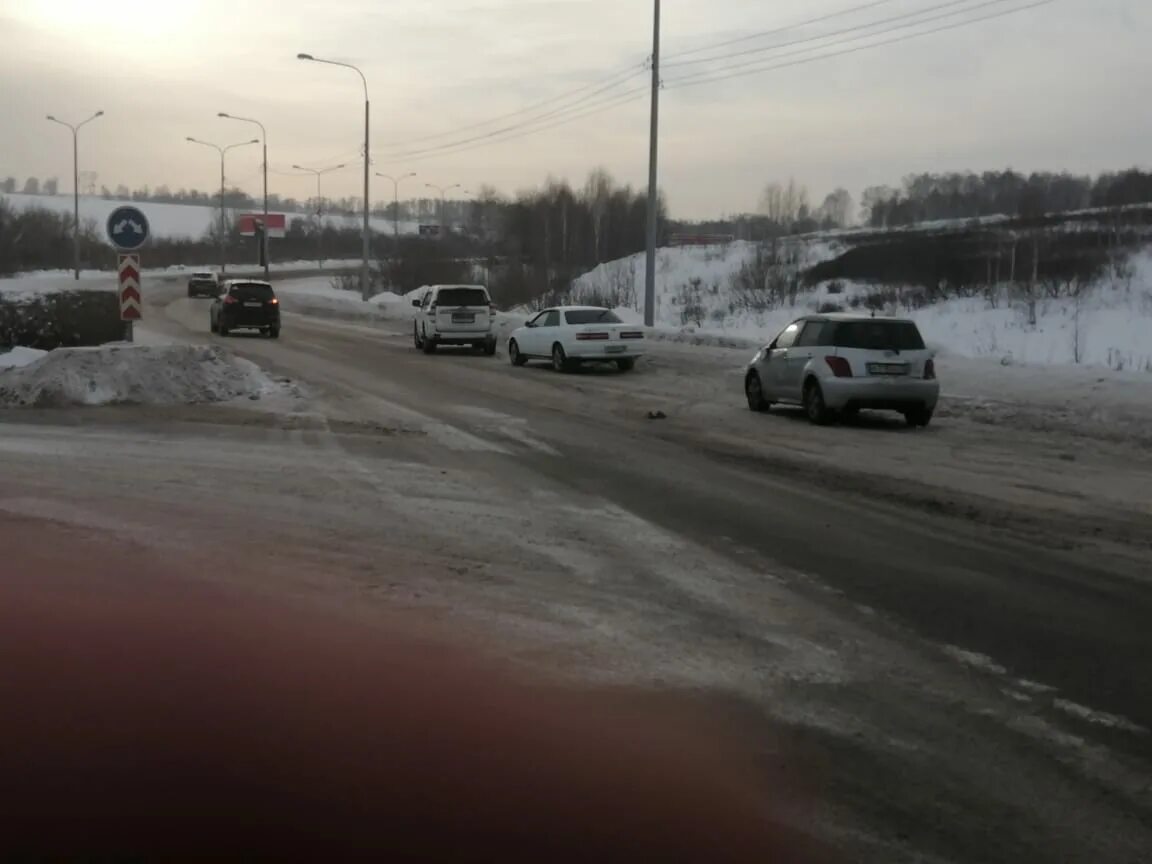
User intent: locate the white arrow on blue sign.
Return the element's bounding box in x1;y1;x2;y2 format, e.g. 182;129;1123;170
106;205;151;251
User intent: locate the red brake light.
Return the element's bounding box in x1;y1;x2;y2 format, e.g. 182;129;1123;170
825;356;853;378
223;294;238;305
924;358;936;380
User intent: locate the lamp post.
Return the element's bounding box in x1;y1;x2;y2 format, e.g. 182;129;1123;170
293;163;346;268
186;137;259;276
425;182;461;238
298;52;372;300
46;110;103;280
218;112;269;280
376;171;416;253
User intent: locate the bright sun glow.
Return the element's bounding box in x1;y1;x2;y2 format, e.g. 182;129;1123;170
14;0;196;40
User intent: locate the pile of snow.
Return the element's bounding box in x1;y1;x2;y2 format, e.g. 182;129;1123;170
573;244;1152;373
0;344;280;408
0;346;48;370
274;277;410;321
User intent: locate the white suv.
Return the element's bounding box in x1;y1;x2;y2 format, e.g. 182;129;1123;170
412;285;497;355
744;314;939;426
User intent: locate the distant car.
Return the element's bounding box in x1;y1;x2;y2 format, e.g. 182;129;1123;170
210;280;281;339
744;314;938;426
187;271;218;298
412;285;497;355
507;306;645;372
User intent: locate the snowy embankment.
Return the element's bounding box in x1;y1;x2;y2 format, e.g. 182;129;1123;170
3;193;421;240
273;277;409;321
0;344;281;408
572;243;1152;373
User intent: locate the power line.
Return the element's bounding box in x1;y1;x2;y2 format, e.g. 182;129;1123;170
378;76;650;161
377;87;650;166
665;0;1053;90
664;0;900;61
377;62;646;150
665;0;994;69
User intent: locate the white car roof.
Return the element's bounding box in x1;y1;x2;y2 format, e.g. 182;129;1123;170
543;305;611;312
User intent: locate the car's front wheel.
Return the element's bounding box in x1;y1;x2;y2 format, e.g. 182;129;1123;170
745;372;771;412
413;325;424;350
904;406;933;428
509;340;527;367
803;379;832;425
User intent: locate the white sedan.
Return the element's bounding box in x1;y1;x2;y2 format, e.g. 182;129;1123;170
507;306;646;372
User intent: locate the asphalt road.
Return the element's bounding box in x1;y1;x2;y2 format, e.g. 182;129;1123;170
2;285;1149;862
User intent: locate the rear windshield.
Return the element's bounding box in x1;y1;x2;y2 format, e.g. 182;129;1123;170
436;288;489;307
229;283;275;301
832;321;925;351
565;309;621;325
193;273;215;280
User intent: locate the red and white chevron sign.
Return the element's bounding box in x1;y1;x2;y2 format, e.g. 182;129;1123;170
118;254;142;321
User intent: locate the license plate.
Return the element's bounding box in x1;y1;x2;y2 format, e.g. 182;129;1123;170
868;363;908;376
244;301;263;308
605;345;626;354
451;313;475;323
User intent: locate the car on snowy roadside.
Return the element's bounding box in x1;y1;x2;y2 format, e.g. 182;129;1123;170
187;271;219;298
412;285;497;355
744;314;938;427
210;280;281;339
507;306;645;372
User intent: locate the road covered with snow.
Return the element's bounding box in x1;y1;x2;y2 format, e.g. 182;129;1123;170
2;279;1151;863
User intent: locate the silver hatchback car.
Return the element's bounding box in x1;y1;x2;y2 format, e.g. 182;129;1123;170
745;314;940;427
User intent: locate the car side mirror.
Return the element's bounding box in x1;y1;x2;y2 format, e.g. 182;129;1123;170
411;299;421;308
524;320;534;328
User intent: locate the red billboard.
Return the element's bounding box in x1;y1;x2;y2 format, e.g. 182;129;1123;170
237;213;287;238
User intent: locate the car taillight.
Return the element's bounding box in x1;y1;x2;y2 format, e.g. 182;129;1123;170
269;298;279;305
489;304;497;314
924;358;936;380
429;304;437;313
223;295;238;305
620;331;644;340
576;332;610;341
825;356;853;378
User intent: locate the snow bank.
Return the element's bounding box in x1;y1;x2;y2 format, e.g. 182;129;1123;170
572;243;1152;373
0;274;115;300
0;344;279;408
274;277;410;321
0;347;48;370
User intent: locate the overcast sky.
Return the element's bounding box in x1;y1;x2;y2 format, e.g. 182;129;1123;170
1;0;1149;218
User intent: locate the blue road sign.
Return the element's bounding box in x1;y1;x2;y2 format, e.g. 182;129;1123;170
106;205;151;251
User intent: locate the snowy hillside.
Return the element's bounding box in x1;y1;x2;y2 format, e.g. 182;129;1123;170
3;193;421;240
572;241;1152;373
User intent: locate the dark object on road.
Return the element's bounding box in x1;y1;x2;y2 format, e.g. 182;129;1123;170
0;576;830;863
187;271;219;298
648;410;667;420
211;280;281;339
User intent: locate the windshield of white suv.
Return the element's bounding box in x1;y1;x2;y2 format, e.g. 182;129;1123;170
436;288;489;307
832;321;926;351
565;310;622;325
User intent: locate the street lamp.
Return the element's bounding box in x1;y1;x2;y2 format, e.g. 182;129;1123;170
186;136;259;276
219;112;269;280
293;163;346;268
425;182;461;238
298;52;372;300
46;110;103;280
376;171;416;253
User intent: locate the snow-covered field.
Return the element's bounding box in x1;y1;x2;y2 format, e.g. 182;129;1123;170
573;243;1152;374
3;192;421;240
0;344;282;408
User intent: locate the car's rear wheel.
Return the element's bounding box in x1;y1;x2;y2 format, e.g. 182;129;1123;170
616;357;636;372
803;379;832;425
551;343;572;373
268;327;280;340
484;338;498;357
509;340;527;367
422;333;437;354
745;372;770;412
904;406;933;428
218;320;229;337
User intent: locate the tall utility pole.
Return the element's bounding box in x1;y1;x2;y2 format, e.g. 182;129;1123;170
219;113;270;281
643;0;661;327
377;172;416;253
426;182;461;238
294;163;346;268
298;53;372;300
46;110;104;280
186;137;259;276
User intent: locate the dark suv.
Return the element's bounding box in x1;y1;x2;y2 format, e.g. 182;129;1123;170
210;280;281;339
187;271;219;298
